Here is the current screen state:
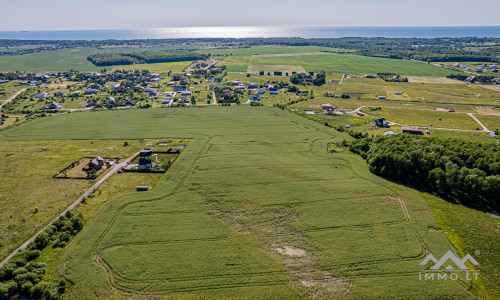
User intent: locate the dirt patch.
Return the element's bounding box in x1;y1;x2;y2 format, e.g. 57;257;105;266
300;271;351;297
407;76;465;84
274;246;307;257
211;205;351;298
476;84;500;92
473;106;500;116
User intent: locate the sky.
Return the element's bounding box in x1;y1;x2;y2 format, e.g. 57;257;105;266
0;0;499;31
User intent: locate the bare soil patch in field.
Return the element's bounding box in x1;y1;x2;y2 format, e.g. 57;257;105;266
473;105;500;115
407;76;465;84
274;246;307;257
477;84;500;92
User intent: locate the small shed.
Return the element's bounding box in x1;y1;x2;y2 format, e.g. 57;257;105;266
137;186;149;191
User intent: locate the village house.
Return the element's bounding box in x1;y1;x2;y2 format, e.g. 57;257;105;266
121;98;135;106
179;97;191;105
138;157;153;168
180;91;192;96
144;88;158;96
269;88;279;95
84;88;99;95
105;97;116;105
401;126;423;135
87;99;98;107
54;91;65;97
87;156;106;170
47;102;62;109
161;97;173;106
248;83;258;89
90;84;101;90
173;85;187;92
231;80;241;86
374;118;389;127
35;93;48;99
140;149;153;157
249;94;261;101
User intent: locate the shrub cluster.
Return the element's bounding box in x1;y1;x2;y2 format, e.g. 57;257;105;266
0;211;84;299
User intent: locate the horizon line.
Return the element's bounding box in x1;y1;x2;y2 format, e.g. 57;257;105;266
2;24;500;32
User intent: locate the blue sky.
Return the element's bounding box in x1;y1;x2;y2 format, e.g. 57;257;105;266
0;0;498;30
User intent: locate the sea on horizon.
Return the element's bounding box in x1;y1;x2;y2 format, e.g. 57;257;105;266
1;26;500;40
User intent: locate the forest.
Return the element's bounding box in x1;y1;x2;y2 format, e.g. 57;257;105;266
87;51;208;66
347;134;500;210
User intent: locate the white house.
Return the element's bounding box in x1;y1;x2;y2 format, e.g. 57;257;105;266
35;93;48;99
105;97;116;105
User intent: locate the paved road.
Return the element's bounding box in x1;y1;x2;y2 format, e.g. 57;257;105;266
0;152;139;268
0;88;27;109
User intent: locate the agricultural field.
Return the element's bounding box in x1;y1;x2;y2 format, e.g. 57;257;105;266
197;45;339;57
0;107;490;299
225;54;456;76
0;46;196;72
247;65;307;74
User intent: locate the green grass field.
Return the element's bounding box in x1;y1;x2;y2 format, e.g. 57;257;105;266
474;114;500;132
366;107;482;130
221;53;455;76
0;46;196;72
0;107;480;299
197;45;340;56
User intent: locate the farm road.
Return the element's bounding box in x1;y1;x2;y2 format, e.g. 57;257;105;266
0;88;27;108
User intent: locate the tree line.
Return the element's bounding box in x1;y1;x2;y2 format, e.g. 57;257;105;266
87;51;208;66
347;134;499;210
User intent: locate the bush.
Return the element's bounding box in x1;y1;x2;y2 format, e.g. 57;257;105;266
0;283;9;300
71;216;84;231
33;232;49;250
59;232;70;243
21;281;33;294
30;282;46;298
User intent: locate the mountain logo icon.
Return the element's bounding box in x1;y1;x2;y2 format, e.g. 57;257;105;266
420;251;479;270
